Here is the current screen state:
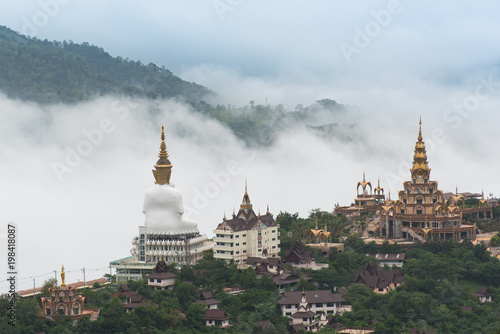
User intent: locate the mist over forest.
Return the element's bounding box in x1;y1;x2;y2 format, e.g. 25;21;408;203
1;20;500;292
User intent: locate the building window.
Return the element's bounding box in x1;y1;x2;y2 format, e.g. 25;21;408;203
243;250;246;253
46;308;51;316
272;246;276;249
73;308;79;315
243;242;246;245
157;279;161;283
272;230;276;233
429;187;433;193
432;222;439;228
416;198;423;204
327;303;333;307
417;209;423;214
236;251;239;254
150;279;154;282
236;243;239;246
424;179;428;183
316;303;323;307
401;209;405;214
242;234;246;237
407;188;411;194
236;235;239;238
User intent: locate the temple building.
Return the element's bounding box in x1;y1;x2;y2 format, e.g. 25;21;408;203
110;126;213;281
213;185;280;266
336;174;385;217
41;266;99;321
379;119;477;241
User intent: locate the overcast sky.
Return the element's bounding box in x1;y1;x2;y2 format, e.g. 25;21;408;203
1;1;500;291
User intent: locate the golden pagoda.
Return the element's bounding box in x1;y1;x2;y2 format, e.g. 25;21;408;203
379;119;476;241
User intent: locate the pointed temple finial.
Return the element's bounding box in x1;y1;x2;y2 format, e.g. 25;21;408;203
418;117;423;141
388;191;391;201
241;180;252;209
266;205;270;215
363;171;366;182
232;207;236;218
258;208;261;216
315;216;319;230
456;185;458;196
152;125;173;185
223;212;227;221
410;118;430;180
61;265;66;287
482;189;484;199
378;177;380;188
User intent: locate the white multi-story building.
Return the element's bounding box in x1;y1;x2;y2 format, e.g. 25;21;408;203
278;290;351;318
213;186;280;265
110;126;214;282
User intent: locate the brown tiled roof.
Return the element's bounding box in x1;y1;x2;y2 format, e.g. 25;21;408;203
204;309;228;320
147;271;177;279
461;306;473;312
354;263;404;290
472;286;494;297
17;278;109;298
113;284;137;298
259;320;272;329
291;310;317;318
278;290;346;305
285;241;313;263
215;208;277;232
273;270;311;285
194;291;220;306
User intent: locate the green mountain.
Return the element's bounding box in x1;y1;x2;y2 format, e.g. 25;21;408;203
0;25;211;104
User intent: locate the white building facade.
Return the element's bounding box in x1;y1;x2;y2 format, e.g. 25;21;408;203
213;187;280;265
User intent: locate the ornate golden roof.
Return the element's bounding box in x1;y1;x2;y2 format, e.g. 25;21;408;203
152;125;173;185
410;118;431;179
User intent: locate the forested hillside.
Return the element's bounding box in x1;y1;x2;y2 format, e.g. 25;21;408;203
0;25;211;104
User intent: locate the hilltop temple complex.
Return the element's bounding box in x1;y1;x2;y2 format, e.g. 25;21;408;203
335;173;385;217
110;126;213;281
379;119;477;242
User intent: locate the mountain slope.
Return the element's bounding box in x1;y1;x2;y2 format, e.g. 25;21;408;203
0;25;211;104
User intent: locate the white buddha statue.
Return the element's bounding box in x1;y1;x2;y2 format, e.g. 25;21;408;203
143;126;198;234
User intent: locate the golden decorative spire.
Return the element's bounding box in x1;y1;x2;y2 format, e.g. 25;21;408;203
241;181;252;210
61;265;66;287
418;116;423;141
410;118;431;180
456;185;458;196
363;171;366;182
152;125;173;185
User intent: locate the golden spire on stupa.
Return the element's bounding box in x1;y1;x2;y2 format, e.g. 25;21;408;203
152;125;173;185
